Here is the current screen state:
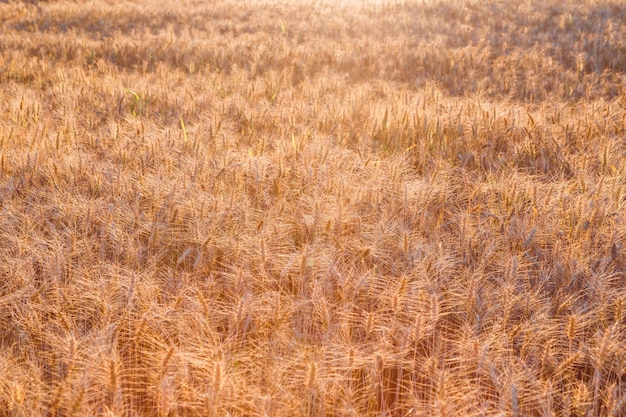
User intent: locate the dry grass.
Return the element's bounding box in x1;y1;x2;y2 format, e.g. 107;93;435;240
1;0;626;415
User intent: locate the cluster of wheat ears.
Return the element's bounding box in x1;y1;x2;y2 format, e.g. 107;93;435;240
0;0;625;415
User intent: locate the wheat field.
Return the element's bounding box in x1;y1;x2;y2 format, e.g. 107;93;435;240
0;0;625;415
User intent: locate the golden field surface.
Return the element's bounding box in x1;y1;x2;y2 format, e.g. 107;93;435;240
1;0;626;415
